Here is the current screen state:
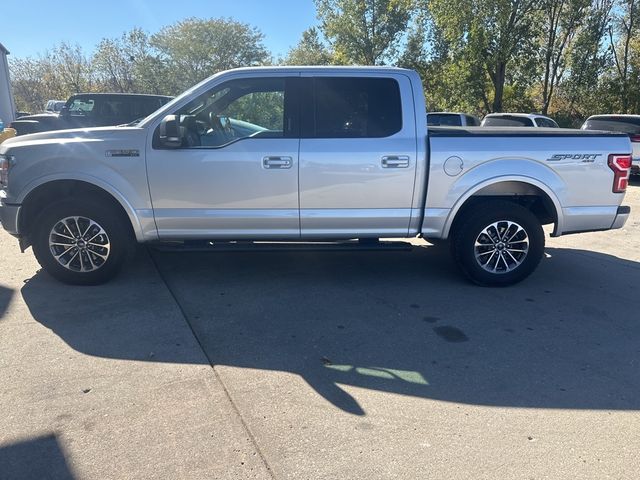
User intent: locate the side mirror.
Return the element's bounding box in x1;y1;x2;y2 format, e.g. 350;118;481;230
158;115;182;148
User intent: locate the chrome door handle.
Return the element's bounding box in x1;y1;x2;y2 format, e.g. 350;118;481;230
263;156;293;169
381;155;410;168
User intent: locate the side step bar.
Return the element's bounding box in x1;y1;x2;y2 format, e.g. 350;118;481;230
150;239;413;253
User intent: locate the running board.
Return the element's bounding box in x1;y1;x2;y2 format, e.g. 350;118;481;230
150;239;413;253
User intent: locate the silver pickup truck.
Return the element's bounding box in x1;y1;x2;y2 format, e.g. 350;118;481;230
0;67;632;286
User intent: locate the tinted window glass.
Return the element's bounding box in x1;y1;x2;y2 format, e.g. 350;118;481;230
465;115;480;126
100;99;129;119
583;117;640;134
427;114;462;126
483;116;534;127
536;117;558;128
312;78;402;138
131;97;164;118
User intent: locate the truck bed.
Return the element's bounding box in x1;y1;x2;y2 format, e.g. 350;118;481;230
428;126;629;138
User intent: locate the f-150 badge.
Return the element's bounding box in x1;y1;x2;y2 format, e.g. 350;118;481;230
105;149;140;157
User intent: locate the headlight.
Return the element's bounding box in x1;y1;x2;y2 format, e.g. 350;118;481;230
0;154;15;187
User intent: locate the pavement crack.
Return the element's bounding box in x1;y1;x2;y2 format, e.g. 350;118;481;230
147;248;277;479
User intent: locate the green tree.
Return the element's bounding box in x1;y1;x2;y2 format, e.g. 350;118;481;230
539;0;591;114
9;43;94;113
93;28;167;95
561;0;615;117
429;0;541;112
50;42;94;94
284;28;335;65
315;0;415;65
151;17;270;93
607;0;639;112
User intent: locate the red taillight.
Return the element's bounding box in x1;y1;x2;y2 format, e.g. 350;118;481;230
608;154;632;193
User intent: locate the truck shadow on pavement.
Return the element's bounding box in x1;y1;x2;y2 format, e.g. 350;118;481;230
0;284;12;320
0;434;75;480
21;244;640;415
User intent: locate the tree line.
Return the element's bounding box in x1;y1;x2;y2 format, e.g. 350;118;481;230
9;0;640;126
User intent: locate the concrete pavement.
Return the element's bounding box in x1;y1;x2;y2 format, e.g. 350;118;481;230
1;180;639;479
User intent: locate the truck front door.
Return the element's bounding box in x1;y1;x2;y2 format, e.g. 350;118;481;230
146;76;301;239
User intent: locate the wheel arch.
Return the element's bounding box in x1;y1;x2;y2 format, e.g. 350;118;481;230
443;176;564;240
18;177;143;245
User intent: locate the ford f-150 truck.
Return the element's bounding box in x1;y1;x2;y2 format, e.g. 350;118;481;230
0;67;632;286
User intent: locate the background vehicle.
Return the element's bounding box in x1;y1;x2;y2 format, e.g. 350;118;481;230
427;112;480;126
44;100;66;113
10;93;172;135
482;113;559;128
0;67;632;287
582;115;640;175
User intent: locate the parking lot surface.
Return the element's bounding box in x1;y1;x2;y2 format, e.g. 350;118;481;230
1;180;639;479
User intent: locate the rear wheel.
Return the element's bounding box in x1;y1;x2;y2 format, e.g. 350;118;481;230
451;201;545;286
32;198;132;285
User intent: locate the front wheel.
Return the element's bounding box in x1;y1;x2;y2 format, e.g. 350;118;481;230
32;198;132;285
451;201;545;286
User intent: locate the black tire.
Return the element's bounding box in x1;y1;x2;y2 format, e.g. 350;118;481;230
32;198;133;285
451;201;545;286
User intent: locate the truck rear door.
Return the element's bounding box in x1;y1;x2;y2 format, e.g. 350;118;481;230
298;74;418;238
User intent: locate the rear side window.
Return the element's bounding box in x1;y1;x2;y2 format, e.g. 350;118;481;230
483;116;534;127
535;117;559;128
583;117;640;134
427;114;462;126
465;115;480;126
100;99;129;117
308;77;402;138
131;97;165;118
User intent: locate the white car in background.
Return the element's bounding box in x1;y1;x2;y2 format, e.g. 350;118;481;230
482;113;559;128
427;112;480;127
581;115;640;175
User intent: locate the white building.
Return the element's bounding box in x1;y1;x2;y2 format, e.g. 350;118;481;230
0;42;16;124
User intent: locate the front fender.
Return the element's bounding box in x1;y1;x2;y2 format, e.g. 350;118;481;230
17;173;150;242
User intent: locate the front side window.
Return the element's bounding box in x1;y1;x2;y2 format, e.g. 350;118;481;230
68;98;95;115
168;77;289;148
308;77;402;138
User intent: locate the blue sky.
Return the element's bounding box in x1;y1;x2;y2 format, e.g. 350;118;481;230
2;0;319;59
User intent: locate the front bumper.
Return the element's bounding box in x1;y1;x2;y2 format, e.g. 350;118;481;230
0;199;20;236
611;205;630;230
